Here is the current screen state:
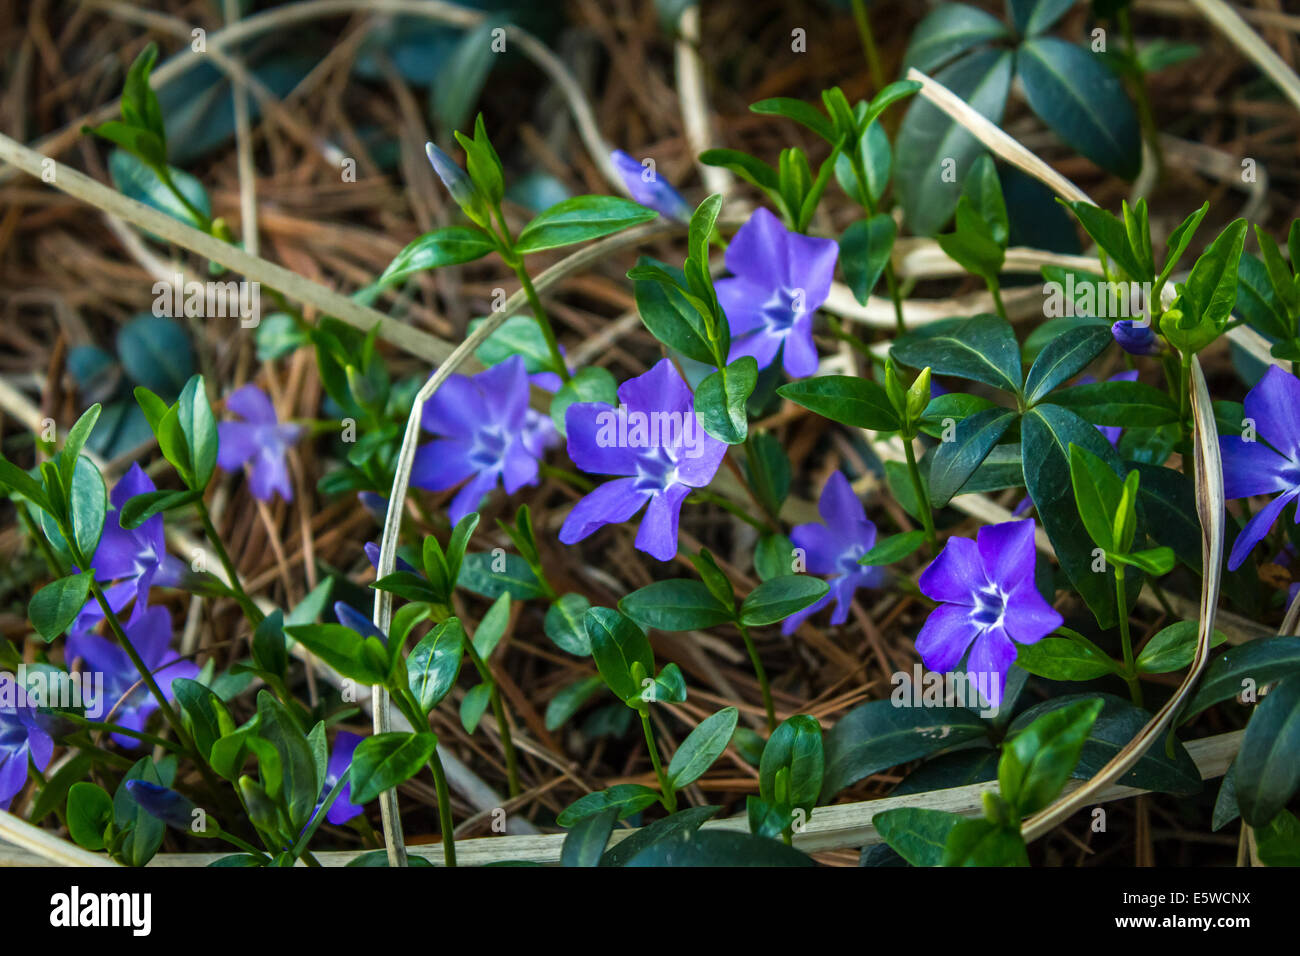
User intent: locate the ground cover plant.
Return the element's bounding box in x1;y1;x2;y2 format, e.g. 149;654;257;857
0;0;1299;870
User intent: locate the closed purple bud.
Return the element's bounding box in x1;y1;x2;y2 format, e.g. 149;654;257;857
425;143;488;224
610;150;690;222
1111;319;1158;355
126;780;195;830
334;601;387;643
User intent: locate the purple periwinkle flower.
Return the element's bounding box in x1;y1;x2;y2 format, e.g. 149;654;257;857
1220;366;1300;571
72;463;187;637
410;355;548;525
782;472;886;635
611;150;690;222
715;207;838;378
65;604;198;748
560;358;726;561
916;520;1062;703
0;672;54;810
320;730;364;825
217;384;302;502
1112;319;1159;356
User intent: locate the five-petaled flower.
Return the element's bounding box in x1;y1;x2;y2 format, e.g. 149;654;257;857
916;519;1062;703
73;463;187;637
410;356;551;525
0;672;54;810
217;384;303;502
782;471;886;635
611;150;690;222
66;605;198;748
1220;366;1300;571
560;358;726;561
715;207;838;378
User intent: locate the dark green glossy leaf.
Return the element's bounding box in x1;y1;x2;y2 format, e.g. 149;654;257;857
349;731;438;805
407;618;466;713
1000;697;1103;816
928;406;1017;506
561;806;618;867
1180;636;1300;724
739;575;830;627
557;784;661;827
776;375;901;431
599;805;720;867
904;3;1012;73
873;807;964;867
28;572;92;643
696;357;757;444
584;607;655;703
544;593;593;656
668;707;738;789
1023;325;1113;405
891;314;1021;394
760;714;824;811
857;530;927;567
1015;636;1118;681
941;819;1029;866
619;579;734;631
839;215;896;305
625;829;815;867
515;195;657;254
1235;675;1300;826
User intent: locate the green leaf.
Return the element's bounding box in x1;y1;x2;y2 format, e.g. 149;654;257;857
1136;621;1227;674
88;120;165;168
407;618;466;713
372;571;440;605
0;453;52;513
695;357;757;445
896;49;1013;235
172;678;224;761
377;227;496;286
631;257;716;364
177;376;217;490
118;489;201;529
668;707;739;790
256;692;320;830
1069;442;1124;552
1235;675;1300;826
460;683;493;734
839;215;897;305
1016;636;1118;681
698;148;779;193
776;375;901;430
941;819;1029;866
551;367;618;437
58;404;102;493
457;552;544;601
1000;697;1103;816
66;457;107;564
584;607;655;703
749;97;835;142
821;701;989;799
1256;810;1300;867
284;623;388;685
891;314;1022;394
107;150;209;232
561;807;618;867
742;432;791;519
619;579;735;631
1017;38;1140;180
760;714;824;811
1010;694;1201;794
1064;201;1149;282
599;805;720;867
904;3;1012;73
739;575;830;627
857;530;927;567
1109;546;1175;576
28;572;93;643
515;195;657;254
927;407;1017;507
557;784;661;827
1160;202;1210;287
545;675;605;731
1179;636;1300;723
1022;404;1127;628
624;829;815;866
472;593;511;659
938;196;1005;282
1008;0;1075;36
1183;218;1248;328
544;593;593;656
872;807;964;867
113;757;170;866
349;732;438;806
445;512;479;585
1049;380;1179;427
66;782;115;852
650;662;688;705
1023;326;1113;405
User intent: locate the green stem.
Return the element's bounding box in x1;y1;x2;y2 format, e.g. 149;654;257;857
1118;8;1164;178
195;500;264;624
987;279;1009;323
688;488;772;532
849;0;885;92
639;709;676;812
1114;570;1143;707
394;690;457;866
885;263;907;334
508;257;570;385
157;166;212;233
902;438;938;554
462;638;522;799
737;623;776;731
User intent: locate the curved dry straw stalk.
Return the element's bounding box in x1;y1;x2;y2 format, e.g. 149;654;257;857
907;67;1225;843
